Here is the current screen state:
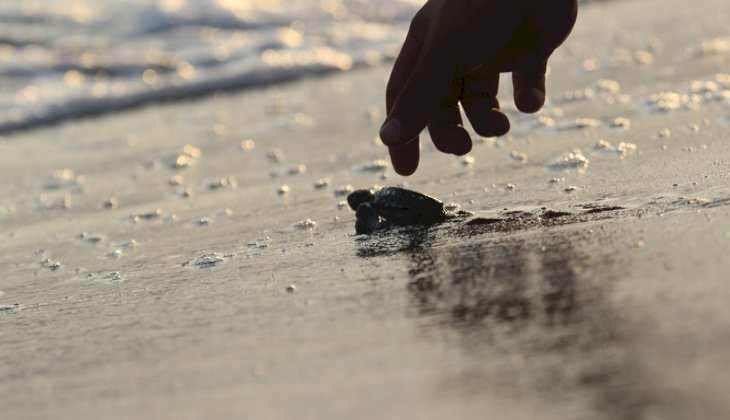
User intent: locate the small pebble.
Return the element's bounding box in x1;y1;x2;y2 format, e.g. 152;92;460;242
564;186;579;192
267;148;285;163
461;156;475;167
278;185;290;195
103;197;119;209
286;284;297;293
288;164;306;175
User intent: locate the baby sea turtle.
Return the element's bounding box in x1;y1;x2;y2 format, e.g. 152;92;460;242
347;187;449;235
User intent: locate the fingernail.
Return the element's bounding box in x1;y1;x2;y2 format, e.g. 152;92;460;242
515;88;545;113
379;118;405;145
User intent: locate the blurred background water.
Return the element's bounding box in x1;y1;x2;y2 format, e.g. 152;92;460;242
0;0;605;134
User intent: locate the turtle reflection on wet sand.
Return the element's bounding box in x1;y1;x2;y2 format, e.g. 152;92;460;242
347;187;464;235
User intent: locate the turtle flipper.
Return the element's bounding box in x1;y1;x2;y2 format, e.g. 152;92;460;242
355;202;379;235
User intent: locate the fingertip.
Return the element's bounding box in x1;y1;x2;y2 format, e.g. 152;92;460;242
388;140;420;176
379;118;406;146
429;124;473;156
471;109;510;138
515;87;545;113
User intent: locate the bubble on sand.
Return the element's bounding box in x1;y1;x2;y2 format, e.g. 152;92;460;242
196;217;212;226
686;123;701;133
688;37;730;58
314;178;330;189
549;177;565;184
582;58;599;72
648;92;700;112
247;237;270;249
209;176;237;190
288;164;307;175
191;252;225;268
658;128;671;139
293;219;317;230
537;116;556;127
358;160;389;172
103;272;123;284
596;79;621;94
0;304;21;315
267;148;285;163
103;197;119;209
131;208;162;222
41;258;61;271
39;194;73;210
505;183;517;191
240;139;256;151
592;140;637;158
510;151;528;164
170;144;201;169
556;88;594;103
551;150;590;170
564;186;579;192
169;175;185;186
333;185;353;197
461;156;475;167
44;169;85;190
106;249;123;259
286;284;297;293
611;117;631;129
574;117;601;129
78;232;104;244
635;50;654;66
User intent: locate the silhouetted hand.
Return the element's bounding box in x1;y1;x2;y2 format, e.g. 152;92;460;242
380;0;578;175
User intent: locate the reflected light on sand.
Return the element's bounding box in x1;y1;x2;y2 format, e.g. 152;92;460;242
64;70;85;87
159;0;186;13
142;69;159;85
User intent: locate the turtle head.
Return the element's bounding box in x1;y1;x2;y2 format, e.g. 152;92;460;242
347;189;375;211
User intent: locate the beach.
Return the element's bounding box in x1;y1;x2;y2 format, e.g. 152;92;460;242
2;0;730;418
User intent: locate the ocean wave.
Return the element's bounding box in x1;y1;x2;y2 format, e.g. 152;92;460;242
0;0;609;134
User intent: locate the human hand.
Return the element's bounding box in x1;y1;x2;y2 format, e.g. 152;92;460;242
380;0;578;175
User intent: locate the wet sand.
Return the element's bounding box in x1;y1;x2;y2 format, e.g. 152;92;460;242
2;0;730;418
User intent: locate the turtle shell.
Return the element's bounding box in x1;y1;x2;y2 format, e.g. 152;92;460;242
372;187;446;226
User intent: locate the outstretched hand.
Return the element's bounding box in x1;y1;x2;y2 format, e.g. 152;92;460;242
380;0;578;175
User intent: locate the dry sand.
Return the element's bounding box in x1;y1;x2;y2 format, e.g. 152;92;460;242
2;0;730;418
